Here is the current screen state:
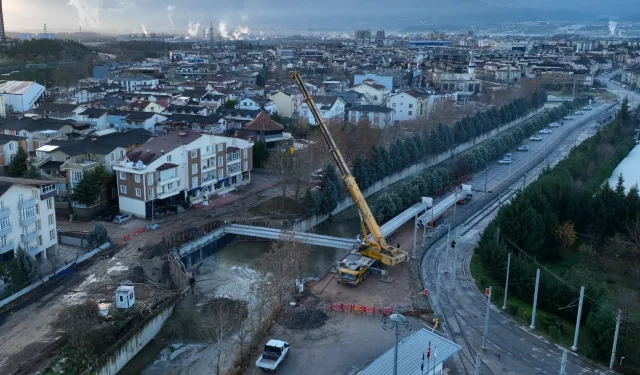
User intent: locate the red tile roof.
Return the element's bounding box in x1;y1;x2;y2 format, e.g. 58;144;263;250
242;112;284;132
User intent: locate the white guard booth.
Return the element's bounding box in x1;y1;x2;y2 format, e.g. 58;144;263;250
115;285;136;309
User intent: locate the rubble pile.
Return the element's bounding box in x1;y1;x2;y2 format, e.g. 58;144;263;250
280;308;328;330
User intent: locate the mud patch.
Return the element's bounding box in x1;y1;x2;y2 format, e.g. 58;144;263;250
279;308;328;330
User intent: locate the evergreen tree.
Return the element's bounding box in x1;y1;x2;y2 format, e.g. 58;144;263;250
72;171;101;206
8;144;29;177
10;246;38;289
352;157;370;189
373;193;397;223
303;189;321;216
252;141;270;168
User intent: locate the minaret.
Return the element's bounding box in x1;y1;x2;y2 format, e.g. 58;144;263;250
467;50;476;79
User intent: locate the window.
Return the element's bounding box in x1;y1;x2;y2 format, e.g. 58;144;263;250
135;188;141;197
218;168;223;178
36;220;41;230
408;111;413;116
408;104;413;108
392;103;396;108
50;229;56;241
119;171;126;180
35;204;39;215
243;149;248;159
217;156;223;167
119;150;125;158
147;174;153;185
1;235;7;246
244;161;249;171
8;143;14;152
135;174;141;183
20;206;35;220
191;150;197;158
148;188;154;199
32;190;38;199
192;176;198;187
18;193;24;202
71;170;83;182
4;130;8;135
191;163;198;174
47;198;53;210
51;155;56;161
48;214;54;225
0;200;3;209
110;153;115;161
0;217;10;230
217;143;223;152
206;146;210;153
120;185;127;194
65;156;71;161
20;131;26;137
167;155;172;162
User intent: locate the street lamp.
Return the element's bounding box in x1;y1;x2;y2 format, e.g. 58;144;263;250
383;313;410;375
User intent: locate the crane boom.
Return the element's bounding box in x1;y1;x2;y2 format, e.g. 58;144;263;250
290;71;408;266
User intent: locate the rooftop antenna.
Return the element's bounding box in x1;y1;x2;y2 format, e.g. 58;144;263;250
44;23;47;34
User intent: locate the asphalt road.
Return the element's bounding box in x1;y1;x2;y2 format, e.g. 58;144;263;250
419;92;622;375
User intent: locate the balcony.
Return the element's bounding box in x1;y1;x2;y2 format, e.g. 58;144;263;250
201;151;216;160
20;214;37;227
202;163;216;172
21;229;39;243
227;164;241;176
18;197;36;210
0;206;9;221
0;240;15;254
28;245;41;257
157;187;181;199
0;223;11;237
201;174;217;186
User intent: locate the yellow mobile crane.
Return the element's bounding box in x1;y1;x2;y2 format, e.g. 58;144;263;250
290;71;409;285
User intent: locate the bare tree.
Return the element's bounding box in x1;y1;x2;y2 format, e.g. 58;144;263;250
200;299;247;375
256;230;310;305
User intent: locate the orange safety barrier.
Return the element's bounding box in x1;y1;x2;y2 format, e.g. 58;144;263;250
133;229;139;236
329;303;344;311
124;234;130;241
139;226;147;233
365;306;376;315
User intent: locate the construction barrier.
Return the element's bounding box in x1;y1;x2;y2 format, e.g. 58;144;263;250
329;303;378;315
123;234;131;241
381;307;394;316
330;303;344;311
133;229;139;236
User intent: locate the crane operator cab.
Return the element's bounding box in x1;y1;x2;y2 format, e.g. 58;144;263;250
336;253;377;286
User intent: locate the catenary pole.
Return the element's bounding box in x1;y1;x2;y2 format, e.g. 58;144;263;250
502;252;511;310
571;286;585;351
530;268;540;329
610;309;622;369
482;286;492;350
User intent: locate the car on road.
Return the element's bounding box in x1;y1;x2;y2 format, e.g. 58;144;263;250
504;152;512;159
549;122;560;127
498;158;512;164
563;116;574;120
256;339;289;371
583;105;593;110
575;111;584;115
113;214;132;224
530;136;543;141
517;145;530;151
538;129;552;134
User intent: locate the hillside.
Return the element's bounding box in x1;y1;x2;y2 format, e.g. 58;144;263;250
3;39;93;64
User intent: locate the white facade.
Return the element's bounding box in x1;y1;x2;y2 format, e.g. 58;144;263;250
268;92;296;118
299;97;346;125
108;76;160;92
0;81;45;113
349;84;389;105
0;180;58;263
389;92;419;121
236;98;277;114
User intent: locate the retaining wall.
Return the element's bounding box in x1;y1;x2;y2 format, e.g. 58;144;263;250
292;107;546;232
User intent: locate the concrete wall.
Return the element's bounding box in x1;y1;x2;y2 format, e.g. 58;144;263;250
292;107;546;233
92;302;176;375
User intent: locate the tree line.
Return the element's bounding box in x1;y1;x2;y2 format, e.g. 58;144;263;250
369;96;591;224
475;98;640;363
302;90;549;217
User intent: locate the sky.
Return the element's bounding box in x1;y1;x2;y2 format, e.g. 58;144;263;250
2;0;635;34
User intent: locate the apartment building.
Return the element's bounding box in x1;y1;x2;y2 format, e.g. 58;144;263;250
113;130;253;218
0;134;28;173
0;177;58;263
0;116;74;151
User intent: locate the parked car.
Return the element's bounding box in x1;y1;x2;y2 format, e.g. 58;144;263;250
575;111;584;115
102;212;118;222
504;152;512;159
517;145;530;151
549;122;560;127
530;136;543;141
584;105;593;110
564;116;574;120
256;339;290;371
113;214;132;224
498;158;512;164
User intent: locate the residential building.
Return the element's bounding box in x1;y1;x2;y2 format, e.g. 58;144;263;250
108;75;160;92
34;129;152;218
113;130;253;218
298;96;346;125
0;81;46;113
349;81;390;105
388;89;430;121
0;117;74;151
164;114;227;134
0;135;28;173
118;112;167;133
0;177;58;263
268;91;299;118
236;96;277;114
353;72;408;91
32;103;88;120
74;87;107;104
348;105;395;128
76;108;109;130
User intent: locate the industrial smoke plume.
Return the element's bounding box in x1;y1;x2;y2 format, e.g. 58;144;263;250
187;21;200;37
608;21;617;35
217;20;251;40
141;24;149;36
68;0;101;30
167;5;176;28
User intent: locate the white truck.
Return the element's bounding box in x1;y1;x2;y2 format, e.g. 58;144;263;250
256;339;290;371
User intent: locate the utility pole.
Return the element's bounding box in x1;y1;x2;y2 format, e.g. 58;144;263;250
412;213;418;259
444;223;451;273
484;167;489;192
560;350;568;375
474;354;481;375
453;240;458;286
610;309;622;369
434;264;441;316
572;286;585;352
522;173;526;191
530;268;540;330
502;252;511;310
482;286;492;350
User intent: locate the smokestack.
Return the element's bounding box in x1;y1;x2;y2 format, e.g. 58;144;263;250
0;0;5;40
